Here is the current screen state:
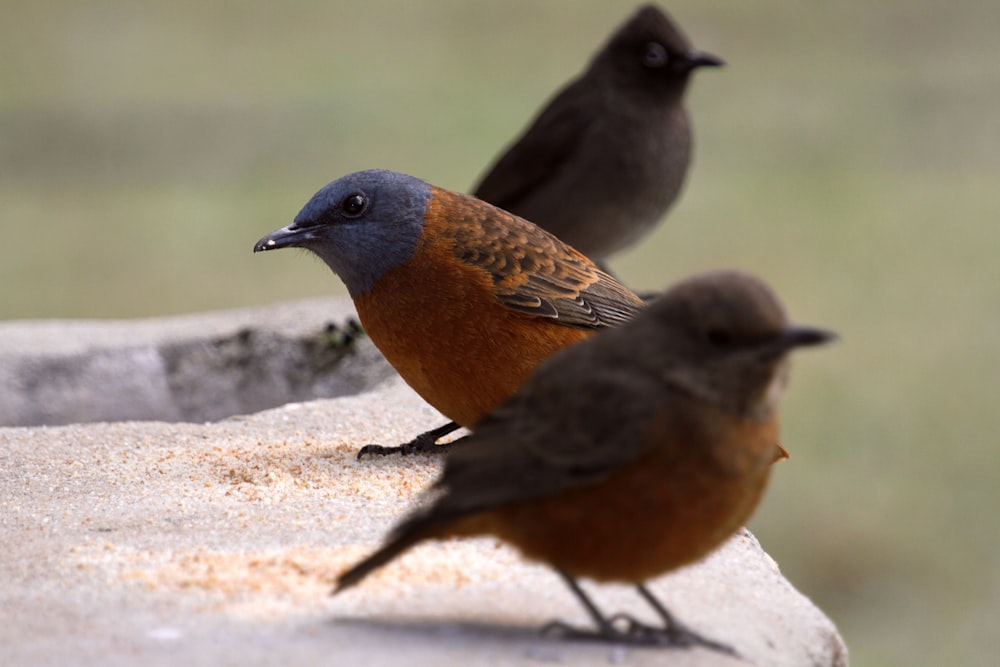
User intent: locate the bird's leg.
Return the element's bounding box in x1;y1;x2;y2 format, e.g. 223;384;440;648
634;583;739;656
542;570;620;640
544;571;661;643
356;421;462;459
542;572;739;656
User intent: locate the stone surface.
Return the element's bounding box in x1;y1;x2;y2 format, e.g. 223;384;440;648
0;298;395;426
0;376;848;666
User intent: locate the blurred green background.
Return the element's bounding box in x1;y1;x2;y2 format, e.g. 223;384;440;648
2;1;997;664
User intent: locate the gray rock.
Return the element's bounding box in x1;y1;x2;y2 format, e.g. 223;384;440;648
0;298;394;426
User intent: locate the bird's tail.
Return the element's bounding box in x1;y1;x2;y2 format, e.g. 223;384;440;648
332;514;443;595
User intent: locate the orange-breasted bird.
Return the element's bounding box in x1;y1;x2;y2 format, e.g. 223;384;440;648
473;5;722;266
254;169;645;456
334;270;833;652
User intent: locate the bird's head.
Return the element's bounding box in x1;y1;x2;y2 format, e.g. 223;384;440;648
644;270;833;418
254;169;432;298
596;5;724;93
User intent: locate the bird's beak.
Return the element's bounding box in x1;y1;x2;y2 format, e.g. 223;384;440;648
757;324;834;362
682;50;725;71
253;223;318;253
778;325;837;350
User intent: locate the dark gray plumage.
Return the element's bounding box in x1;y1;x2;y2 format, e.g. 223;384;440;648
473;4;722;263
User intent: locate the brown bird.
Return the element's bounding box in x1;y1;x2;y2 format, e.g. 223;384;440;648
254;169;645;456
334;270;833;651
473;4;722;265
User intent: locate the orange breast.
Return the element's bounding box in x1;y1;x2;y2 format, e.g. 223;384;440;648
353;225;592;427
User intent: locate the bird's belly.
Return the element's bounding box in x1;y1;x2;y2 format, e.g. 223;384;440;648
486;447;773;583
354;260;591;427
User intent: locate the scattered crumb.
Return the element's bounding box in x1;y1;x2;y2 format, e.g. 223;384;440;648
70;536;526;620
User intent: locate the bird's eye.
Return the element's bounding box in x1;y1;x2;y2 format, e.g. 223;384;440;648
641;42;669;68
705;328;735;347
341;193;367;217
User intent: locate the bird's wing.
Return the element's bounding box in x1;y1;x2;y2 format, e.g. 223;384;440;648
472;78;595;212
429;351;666;518
444;193;644;329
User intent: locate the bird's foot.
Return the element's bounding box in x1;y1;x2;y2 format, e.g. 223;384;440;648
355;422;463;460
355;436;449;459
608;613;737;654
542;615;737;655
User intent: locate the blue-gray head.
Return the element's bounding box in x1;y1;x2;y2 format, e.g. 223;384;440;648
254;169;433;298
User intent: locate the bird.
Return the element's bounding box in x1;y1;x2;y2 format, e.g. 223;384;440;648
254;169;645;456
333;270;834;652
472;4;723;266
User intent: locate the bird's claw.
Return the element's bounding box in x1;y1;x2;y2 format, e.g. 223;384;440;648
541;616;737;656
356;433;453;460
541;620;600;641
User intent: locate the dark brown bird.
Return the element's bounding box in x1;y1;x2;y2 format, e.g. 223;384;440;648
254;170;644;456
473;4;723;265
334;270;833;652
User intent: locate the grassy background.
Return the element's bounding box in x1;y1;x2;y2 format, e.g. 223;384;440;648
3;1;998;664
